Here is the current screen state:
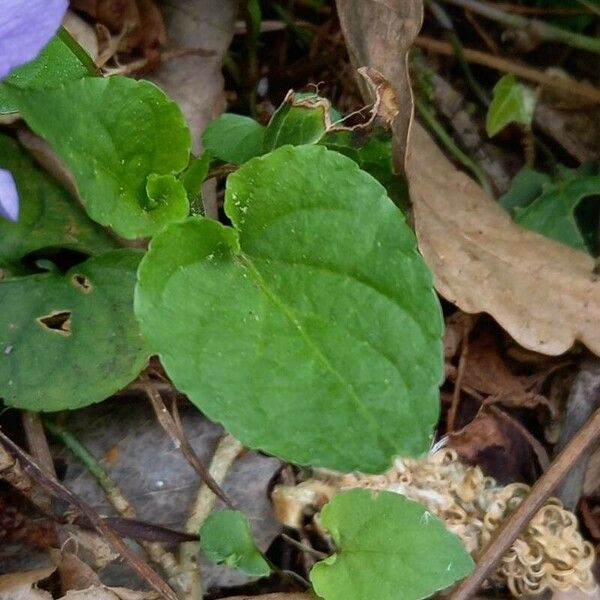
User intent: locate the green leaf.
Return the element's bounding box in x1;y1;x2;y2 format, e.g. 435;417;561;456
202;114;265;165
0;29;96;116
181;152;212;207
515;174;600;253
135;145;443;473
323;127;409;212
263;92;331;151
0;250;149;411
0;134;117;272
200;510;271;577
310;489;473;600
11;76;192;239
499;167;551;216
486;74;535;137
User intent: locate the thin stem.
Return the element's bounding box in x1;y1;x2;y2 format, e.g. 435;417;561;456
281;533;329;560
43;419;183;593
0;431;179;600
450;404;600;600
427;0;489;106
414;95;493;195
440;0;600;54
414;36;600;104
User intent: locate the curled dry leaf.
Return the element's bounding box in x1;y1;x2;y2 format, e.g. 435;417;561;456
407;122;600;356
335;0;422;172
0;567;55;600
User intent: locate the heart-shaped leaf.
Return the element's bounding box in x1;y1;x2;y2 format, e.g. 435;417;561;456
11;76;192;239
135;144;443;473
310;489;473;600
0;250;149;411
200;510;271;577
0;134;117;272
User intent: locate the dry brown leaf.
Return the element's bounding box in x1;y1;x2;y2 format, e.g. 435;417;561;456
335;0;422;172
407;122;600;356
446;408;541;484
0;567;55;600
58;587;159;600
335;0;600;358
50;549;100;594
71;0;166;53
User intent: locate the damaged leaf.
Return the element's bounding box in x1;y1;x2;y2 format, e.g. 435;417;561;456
263;92;332;151
10;76;192;239
0;134;117;273
310;489;473;600
0;250;149;411
136;144;443;473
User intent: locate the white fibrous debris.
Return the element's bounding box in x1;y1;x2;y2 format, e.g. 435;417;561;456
272;449;597;597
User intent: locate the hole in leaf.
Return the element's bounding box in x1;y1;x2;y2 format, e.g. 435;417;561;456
37;311;72;336
72;274;93;293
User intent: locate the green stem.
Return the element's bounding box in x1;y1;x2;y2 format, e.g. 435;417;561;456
43;419;114;496
426;0;489;106
414;95;493;195
440;0;600;54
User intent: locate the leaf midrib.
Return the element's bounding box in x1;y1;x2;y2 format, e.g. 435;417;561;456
237;252;399;456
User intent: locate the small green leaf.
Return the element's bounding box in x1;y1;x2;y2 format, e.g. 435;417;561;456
11;76;192;239
486;74;535;137
0;250;150;411
323;127;409;212
0;134;117;272
200;510;271;577
515;174;600;253
135;145;443;473
263;92;331;150
310;489;473;600
202;114;265;165
0;29;96;116
499;167;552;216
181;152;212;207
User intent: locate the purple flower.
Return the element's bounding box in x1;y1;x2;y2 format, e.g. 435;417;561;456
0;169;19;222
0;0;68;222
0;0;69;80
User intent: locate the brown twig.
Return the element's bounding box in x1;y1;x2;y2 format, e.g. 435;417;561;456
141;376;234;508
179;433;244;600
102;47;216;76
0;430;179;600
414;36;600;104
449;404;600;600
447;330;471;432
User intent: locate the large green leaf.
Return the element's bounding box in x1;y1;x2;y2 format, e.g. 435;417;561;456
0;250;149;411
135;145;443;473
515;174;600;253
486;74;535;137
310;489;473;600
0;135;117;272
11;76;192;239
200;510;271;577
0;29;96;116
202;114;265;165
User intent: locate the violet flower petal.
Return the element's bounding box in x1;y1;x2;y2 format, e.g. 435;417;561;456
0;169;19;222
0;0;69;80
